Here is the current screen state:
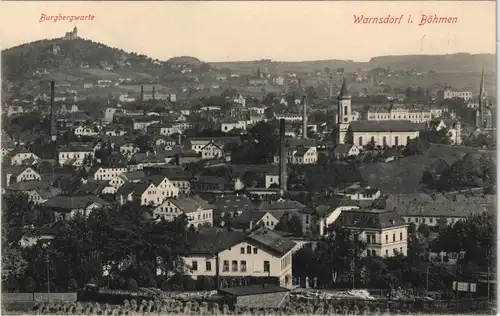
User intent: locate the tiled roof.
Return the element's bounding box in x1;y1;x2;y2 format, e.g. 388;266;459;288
185;228;247;255
258;199;305;211
213;194;255;214
43;195;111;210
170;195;213;213
338;209;406;229
247;229;296;257
386;193;488;218
349;120;425;132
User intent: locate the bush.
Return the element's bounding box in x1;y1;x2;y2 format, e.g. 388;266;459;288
127;278;138;292
160;279;169;291
23;276;36;292
68;278;78;291
6;276;19;292
147;278;157;288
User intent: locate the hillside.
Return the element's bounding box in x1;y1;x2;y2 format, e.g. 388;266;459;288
209;53;495;74
1;38;208;84
369;53;495;73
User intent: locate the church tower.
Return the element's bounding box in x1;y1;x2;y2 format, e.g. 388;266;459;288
336;78;352;144
476;67;492;130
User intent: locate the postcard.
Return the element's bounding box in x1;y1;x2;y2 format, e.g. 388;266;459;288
0;1;496;315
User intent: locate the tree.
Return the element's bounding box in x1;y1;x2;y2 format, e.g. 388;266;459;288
2;245;28;283
274;215;303;236
314;225;366;285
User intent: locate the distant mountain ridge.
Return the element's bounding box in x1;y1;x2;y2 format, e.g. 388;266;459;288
209;53;495;74
1;36;494;83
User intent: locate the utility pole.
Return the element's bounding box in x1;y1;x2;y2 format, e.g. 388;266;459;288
426;265;429;295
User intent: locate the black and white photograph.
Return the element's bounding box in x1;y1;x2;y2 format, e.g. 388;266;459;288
0;1;496;315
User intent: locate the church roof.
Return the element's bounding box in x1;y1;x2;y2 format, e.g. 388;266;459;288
349;120;425;132
338;78;350;98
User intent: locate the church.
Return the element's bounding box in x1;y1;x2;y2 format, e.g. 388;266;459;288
475;68;493;131
335;79;424;147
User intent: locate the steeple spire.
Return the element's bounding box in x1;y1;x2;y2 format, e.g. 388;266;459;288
338;78;350;99
480;67;485;100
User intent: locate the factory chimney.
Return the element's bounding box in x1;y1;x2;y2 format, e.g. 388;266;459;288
140;85;144;103
329;76;333;99
302;96;308;139
152;85;155;101
278;119;287;195
50;81;57;142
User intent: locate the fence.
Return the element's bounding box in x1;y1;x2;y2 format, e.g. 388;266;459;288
2;293;77;302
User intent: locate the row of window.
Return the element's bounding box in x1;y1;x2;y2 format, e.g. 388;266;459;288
191;260;270;273
366;232;404;244
406;217;458;225
240;246;258;254
358;136;412;147
366;247;404;257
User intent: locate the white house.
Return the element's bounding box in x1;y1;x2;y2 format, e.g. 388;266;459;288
4;166;42;185
200;142;223;160
181;229;295;288
58;148;93;166
153;195;213;228
74;125;100;137
90;166;128;181
9;149;40;166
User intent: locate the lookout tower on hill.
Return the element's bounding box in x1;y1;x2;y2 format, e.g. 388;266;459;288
64;26;78;40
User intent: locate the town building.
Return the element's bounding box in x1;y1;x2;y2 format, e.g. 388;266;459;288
337;208;408;257
153;195;213;228
181;229;295;288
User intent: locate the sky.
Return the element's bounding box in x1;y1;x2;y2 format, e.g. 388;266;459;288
0;1;496;62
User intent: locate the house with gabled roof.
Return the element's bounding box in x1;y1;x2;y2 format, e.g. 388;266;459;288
42;195;112;221
9;148;40;166
298;196;360;236
153;195;213;228
200;141;223;160
115;181;161;206
5;181;61;204
4;166;41;185
182;228;295;288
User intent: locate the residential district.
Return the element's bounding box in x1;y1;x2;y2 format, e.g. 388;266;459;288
1;29;496;315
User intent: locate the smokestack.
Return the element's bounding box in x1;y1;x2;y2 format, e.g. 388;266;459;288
279;119;287;195
152;85;155;101
50;81;56;142
302;96;308;139
140;85;144;103
329;76;333;99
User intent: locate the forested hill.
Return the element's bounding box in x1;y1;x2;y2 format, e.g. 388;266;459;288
1;38;157;81
368;53;495;73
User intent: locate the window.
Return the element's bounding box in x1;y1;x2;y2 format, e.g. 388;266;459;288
206;261;212;271
240;247;245;254
407;136;411;143
246;246;252;254
223;260;229;272
264;261;270;272
385;250;389;257
429;218;433;223
192;260;198;271
394;136;399;146
385;234;388;243
240;260;247;272
392;233;395;242
232;260;238;272
253;247;258;254
400;232;403;240
370;136;375;144
371;250;376;257
399;247;403;253
383;136;387;146
358;136;363;146
344;106;348;116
